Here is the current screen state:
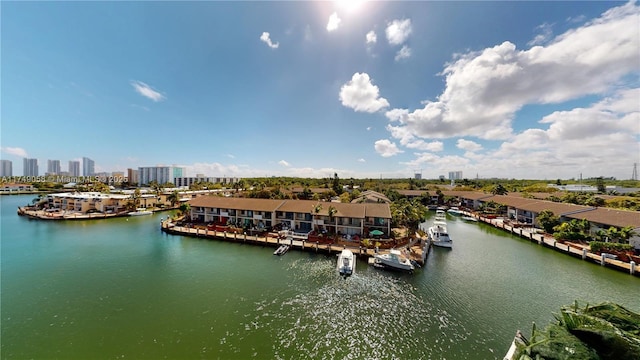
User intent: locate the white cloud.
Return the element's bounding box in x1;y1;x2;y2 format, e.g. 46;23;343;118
130;80;166;102
479;87;638;179
366;30;377;44
384;1;639;141
357;158;366;162
339;72;389;113
385;18;412;46
327;12;342;32
394;45;411;61
401;153;470;170
226;154;235;159
1;147;28;158
405;140;444;152
528;23;554;46
278;160;291;167
260;32;279;49
456;139;483;152
374;139;403;157
366;127;372;131
184;162;245;178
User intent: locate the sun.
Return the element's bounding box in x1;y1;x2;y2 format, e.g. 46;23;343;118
335;0;367;14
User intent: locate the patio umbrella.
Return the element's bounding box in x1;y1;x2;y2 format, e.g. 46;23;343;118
369;230;384;236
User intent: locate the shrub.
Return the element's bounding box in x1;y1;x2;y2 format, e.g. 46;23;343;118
589;241;633;254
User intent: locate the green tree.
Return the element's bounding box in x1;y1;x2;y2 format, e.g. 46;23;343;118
167;190;180;207
536;210;560;234
596;177;606;193
179;203;191;219
312;203;323;231
491;184;508;195
332;173;343;195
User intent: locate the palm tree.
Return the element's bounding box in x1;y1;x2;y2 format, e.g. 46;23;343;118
132;188;141;208
167;190;180;208
179;203;191;220
312;203;323;232
328;205;337;233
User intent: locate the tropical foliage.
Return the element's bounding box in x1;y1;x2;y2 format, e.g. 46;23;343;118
588;241;633;254
553;219;591;242
514;301;640;360
536;210;561;234
390;198;427;230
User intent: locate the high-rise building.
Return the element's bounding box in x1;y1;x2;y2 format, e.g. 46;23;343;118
23;158;39;176
127;168;139;185
68;161;80;177
448;171;463;180
82;157;95;176
138;166;185;185
1;160;12;177
47;160;61;175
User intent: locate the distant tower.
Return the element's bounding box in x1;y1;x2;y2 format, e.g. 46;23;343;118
414;169;422;180
633;163;638;181
23;158;38;177
0;160;12;177
82;157;95;176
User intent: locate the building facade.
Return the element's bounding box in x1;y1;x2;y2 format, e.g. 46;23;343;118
0;160;12;177
23;158;38;176
138;166;185;185
127;168;139;185
174;176;239;187
448;171;463;180
82;157;95;176
47;160;61;175
189;197;392;237
69;161;80;177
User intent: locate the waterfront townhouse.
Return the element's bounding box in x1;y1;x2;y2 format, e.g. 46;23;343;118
0;183;35;193
188;196;392;237
46;192;131;213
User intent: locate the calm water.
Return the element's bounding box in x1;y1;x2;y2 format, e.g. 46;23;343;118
2;195;638;359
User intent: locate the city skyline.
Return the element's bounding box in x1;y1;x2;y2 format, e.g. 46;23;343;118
2;1;638;180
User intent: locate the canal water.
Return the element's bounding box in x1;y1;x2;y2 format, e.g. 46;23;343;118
1;195;638;359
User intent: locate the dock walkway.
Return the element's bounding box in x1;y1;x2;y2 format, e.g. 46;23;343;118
161;219;429;265
464;212;638;277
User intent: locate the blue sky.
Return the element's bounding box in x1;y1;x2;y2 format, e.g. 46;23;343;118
2;1;639;180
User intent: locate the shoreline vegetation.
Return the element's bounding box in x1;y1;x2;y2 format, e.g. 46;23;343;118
505;301;640;360
13;175;640;276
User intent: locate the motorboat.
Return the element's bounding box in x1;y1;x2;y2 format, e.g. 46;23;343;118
336;249;356;278
428;220;453;248
462;215;478;222
373;249;414;272
128;208;153;216
273;244;290;256
447;207;463;216
434;209;446;221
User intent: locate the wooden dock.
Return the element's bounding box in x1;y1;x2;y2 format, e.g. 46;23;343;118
468;213;638;277
161;219;430;265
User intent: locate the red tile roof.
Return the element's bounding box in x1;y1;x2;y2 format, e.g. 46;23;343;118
188;196;390;219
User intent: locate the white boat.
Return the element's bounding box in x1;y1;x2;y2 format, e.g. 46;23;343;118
447;207;463;216
434;209;447;221
428;220;453;248
373;249;414;272
128;208;153;216
273;244;290;256
337;249;356;278
462;215;478;222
